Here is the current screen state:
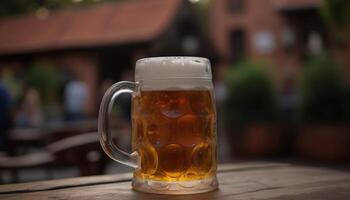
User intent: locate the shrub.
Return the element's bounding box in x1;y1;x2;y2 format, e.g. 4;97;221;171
225;61;278;125
26;65;59;105
300;54;348;123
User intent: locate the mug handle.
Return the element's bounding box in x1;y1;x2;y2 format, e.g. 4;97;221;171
98;81;138;168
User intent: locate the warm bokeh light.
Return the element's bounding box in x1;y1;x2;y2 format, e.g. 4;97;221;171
189;0;201;3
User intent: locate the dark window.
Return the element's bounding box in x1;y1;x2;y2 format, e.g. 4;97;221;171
230;29;245;62
283;9;328;60
228;0;245;13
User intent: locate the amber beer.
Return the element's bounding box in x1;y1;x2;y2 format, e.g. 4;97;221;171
132;90;217;181
99;57;218;194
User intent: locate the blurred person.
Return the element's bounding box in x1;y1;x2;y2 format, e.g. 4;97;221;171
214;65;228;116
215;77;228;107
307;31;323;56
214;65;229;161
279;77;299;123
64;77;88;121
278;77;299;154
15;85;43;128
0;76;12;151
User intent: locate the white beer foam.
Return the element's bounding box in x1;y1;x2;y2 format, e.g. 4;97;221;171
135;57;213;90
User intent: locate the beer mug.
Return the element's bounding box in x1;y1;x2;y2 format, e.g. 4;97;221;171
98;57;218;194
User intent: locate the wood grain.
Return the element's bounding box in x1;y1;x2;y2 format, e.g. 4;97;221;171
1;162;349;200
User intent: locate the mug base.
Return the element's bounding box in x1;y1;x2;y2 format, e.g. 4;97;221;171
132;176;218;195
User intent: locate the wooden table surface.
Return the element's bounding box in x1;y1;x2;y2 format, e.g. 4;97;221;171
1;161;349;199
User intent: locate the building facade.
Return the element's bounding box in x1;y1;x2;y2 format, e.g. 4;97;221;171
210;0;350;83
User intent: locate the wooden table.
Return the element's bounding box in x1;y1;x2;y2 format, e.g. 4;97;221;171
1;162;349;199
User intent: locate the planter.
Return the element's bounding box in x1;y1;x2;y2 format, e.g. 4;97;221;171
230;123;285;157
296;125;350;161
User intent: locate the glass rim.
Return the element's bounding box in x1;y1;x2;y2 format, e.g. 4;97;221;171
136;56;210;65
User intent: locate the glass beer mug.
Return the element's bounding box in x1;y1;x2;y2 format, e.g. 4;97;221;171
98;57;218;194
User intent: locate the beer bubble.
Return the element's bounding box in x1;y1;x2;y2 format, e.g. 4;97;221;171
159;144;188;178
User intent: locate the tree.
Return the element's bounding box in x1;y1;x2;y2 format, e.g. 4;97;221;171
190;0;210;34
321;0;350;43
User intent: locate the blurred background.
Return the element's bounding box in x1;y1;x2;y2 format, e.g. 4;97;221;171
0;0;349;184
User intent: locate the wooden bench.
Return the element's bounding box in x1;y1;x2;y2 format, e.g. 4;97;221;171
0;132;105;183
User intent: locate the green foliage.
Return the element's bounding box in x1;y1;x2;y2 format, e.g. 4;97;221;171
320;0;350;43
1;69;22;103
26;65;59;105
321;0;350;29
190;0;210;34
300;54;348;123
225;61;278;125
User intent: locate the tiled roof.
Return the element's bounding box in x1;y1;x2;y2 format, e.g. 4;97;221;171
0;0;182;55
